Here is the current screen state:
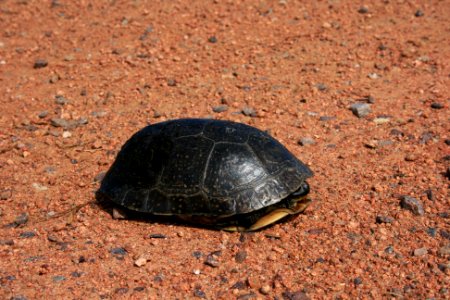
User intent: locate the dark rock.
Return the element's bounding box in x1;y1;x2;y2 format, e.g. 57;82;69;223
350;103;371;118
194;288;206;298
235;250;247;263
208;36;217;43
430;102;444;109
426;227;437;237
237;293;256;300
50;118;76;129
167;79;177;86
110;247;127;256
148;233;167;239
425;189;434;200
115;288;128;295
385;245;395;254
400;196;424;215
415;9;424;17
437;263;449;273
204;254;219;267
38;111;48;118
438;212;449;218
71;271;83;278
390;129;403;136
10;296;27;300
33;59;48;69
282;290;310;300
19;231;36;238
7;213;29;228
212;105;228;113
319;116;336;121
55;95;69;105
134;286;145;292
354;277;363;285
231;281;246;290
192;251;202;259
0;239;14;246
376;215;394;224
440;230;450;240
358;6;369;14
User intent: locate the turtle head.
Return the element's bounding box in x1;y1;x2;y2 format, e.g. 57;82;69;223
288;182;311;213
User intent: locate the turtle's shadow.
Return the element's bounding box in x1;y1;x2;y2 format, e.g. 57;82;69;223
94;192;295;232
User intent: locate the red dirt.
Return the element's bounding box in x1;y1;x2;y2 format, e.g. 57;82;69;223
0;1;449;299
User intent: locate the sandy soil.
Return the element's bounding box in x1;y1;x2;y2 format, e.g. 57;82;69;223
0;0;449;299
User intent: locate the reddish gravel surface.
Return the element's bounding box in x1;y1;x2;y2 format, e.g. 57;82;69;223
1;1;449;299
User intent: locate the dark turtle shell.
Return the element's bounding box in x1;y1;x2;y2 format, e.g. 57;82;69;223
98;119;312;221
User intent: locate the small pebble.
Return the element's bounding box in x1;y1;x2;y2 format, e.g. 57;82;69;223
414;9;424;17
208;36;217;43
425;189;434;200
193;269;201;275
204;254;219;268
281;290;310;300
1;189;12;200
315;83;327;91
38;111;48;118
426;227;437;237
55;95;69;105
11;296;27;300
71;271;82;277
231;281;246;290
235;250;247;263
94;171;106;182
376;215;394;224
430;102;443;109
354;277;363;285
110;247;127;256
134;287;145;292
194;288;207;298
400;196;424;215
212;105;228;113
33;59;48;69
385;245;395;254
52;275;66;282
350;103;371;118
149;233;167;239
112;208;127;219
298;137;315;146
19;231;36;238
0;239;14;246
115;288;128;295
319;116;335;121
444;139;450;146
192;251;203;259
260;285;271;295
242;107;257;117
167;79;177;86
358;6;369;14
439;244;450;256
134;257;147;267
413;247;427;256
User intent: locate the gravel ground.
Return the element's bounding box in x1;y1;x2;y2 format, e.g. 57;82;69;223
0;1;449;299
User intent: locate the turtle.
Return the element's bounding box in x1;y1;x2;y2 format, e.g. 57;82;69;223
97;118;313;231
